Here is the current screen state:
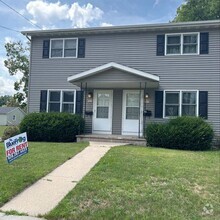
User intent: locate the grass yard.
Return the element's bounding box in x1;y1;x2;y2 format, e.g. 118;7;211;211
0;141;88;207
0;126;7;137
46;146;220;220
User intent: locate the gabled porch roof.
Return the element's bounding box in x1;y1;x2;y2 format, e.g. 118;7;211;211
67;62;159;88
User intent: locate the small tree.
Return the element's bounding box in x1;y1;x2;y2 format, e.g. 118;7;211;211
4;41;29;109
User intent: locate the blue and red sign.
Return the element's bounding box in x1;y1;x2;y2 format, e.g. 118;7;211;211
4;132;28;163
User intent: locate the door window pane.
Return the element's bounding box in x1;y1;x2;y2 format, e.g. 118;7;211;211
126;93;139;107
126;107;139;120
97;94;109;106
97;107;108;118
126;92;140;120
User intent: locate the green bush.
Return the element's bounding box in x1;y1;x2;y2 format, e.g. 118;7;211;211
20;112;85;142
2;126;20;141
145;116;214;151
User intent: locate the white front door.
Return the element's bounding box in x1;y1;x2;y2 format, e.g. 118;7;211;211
93;90;113;134
122;90;143;136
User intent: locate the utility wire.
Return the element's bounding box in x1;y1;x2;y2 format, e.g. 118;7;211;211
0;0;42;30
0;24;20;33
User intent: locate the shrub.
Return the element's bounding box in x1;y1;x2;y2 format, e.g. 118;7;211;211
2;126;20;141
145;116;214;151
20;112;85;142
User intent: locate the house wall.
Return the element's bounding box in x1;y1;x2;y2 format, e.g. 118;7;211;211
29;27;220;136
7;109;26;125
0;115;7;126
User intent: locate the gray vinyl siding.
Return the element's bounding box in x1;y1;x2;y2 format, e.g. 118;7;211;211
112;89;123;135
79;69;151;82
29;27;220;135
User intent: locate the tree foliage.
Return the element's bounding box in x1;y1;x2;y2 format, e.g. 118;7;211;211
173;0;220;22
0;95;12;107
4;41;29;108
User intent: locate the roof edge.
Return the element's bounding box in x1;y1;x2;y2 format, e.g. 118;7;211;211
67;62;159;82
21;20;220;36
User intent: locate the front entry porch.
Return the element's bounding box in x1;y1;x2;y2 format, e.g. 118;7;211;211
68;62;160;139
76;134;147;146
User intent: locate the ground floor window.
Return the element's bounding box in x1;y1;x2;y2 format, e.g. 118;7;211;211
47;90;76;113
164;90;198;117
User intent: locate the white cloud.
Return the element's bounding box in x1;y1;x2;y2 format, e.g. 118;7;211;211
68;3;103;28
26;0;68;26
0;76;16;96
26;0;104;28
100;22;113;27
4;37;15;44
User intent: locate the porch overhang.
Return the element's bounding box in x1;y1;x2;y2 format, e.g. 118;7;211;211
67;62;159;88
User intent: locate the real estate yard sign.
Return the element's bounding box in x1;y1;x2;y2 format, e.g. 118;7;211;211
4;132;28;163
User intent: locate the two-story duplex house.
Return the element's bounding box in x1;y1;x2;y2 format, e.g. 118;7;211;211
22;20;220;142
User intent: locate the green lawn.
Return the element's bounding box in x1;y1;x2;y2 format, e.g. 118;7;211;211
46;146;220;220
0;126;7;137
0;141;88;207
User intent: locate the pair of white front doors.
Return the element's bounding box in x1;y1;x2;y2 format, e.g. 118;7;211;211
92;90;143;136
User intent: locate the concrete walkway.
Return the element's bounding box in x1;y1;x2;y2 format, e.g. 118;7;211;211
0;212;45;220
0;142;125;217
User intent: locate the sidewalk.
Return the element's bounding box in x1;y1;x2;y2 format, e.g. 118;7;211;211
0;142;125;217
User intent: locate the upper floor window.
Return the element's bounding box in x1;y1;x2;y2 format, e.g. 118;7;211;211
47;90;76;113
50;38;78;58
165;33;199;55
164;90;198;117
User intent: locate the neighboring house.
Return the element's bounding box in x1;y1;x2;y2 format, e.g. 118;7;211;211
22;20;220;138
0;107;26;126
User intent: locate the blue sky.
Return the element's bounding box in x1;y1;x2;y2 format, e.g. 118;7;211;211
0;0;183;96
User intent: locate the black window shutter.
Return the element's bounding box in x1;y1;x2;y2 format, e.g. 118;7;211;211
157;35;165;56
75;91;84;114
40;90;48;112
78;38;86;58
199;91;208;119
155;91;163;118
200;33;209;54
42;40;50;58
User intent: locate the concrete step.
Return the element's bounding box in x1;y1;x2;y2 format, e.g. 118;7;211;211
77;134;146;146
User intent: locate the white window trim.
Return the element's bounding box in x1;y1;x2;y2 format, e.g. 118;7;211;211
165;32;200;56
49;38;78;59
163;90;199;118
46;89;76;113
